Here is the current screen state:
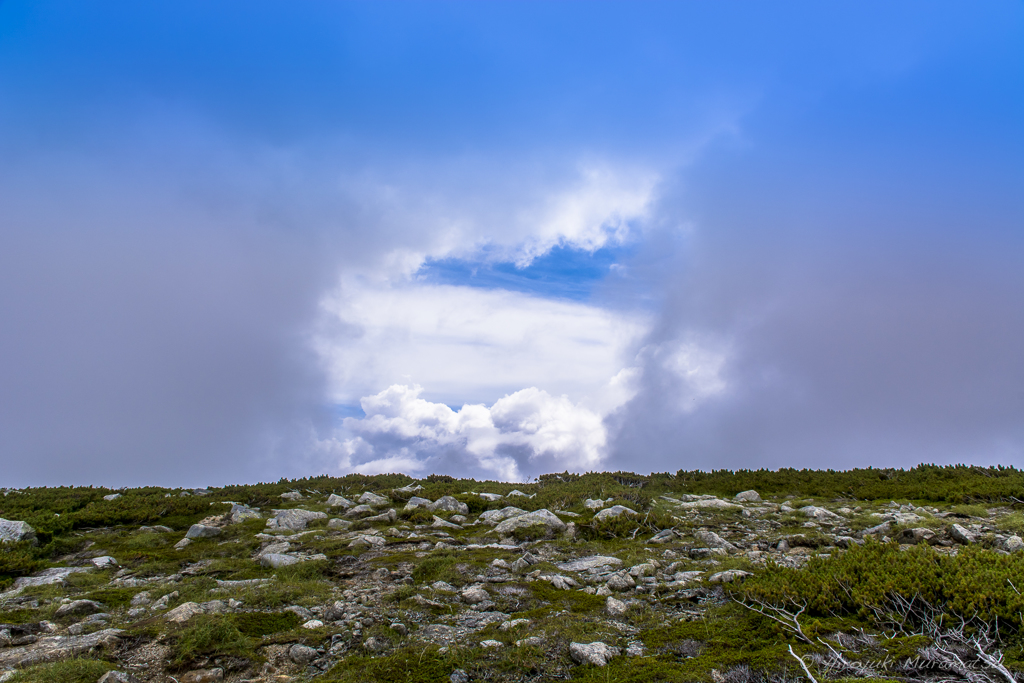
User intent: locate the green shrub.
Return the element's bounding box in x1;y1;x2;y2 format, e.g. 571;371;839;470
7;659;113;683
411;552;461;585
232;610;302;637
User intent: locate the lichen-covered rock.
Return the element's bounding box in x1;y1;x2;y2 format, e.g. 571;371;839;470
359;492;390;507
180;669;224;683
0;628;123;669
430;496;469;515
950;523;977;545
289;643;318;665
229;503;260;523
491;509;566;535
555;556;623;572
606;572;636;591
569;641;620;666
694;530;737;552
708;570;752;584
404;496;433;510
593;505;637;521
165;602;204;623
461;587;489;604
266;509;327;531
185;524;221;539
477;507;527;525
605;596;628;616
734;490;761;502
326;493;353;508
0;518;36;544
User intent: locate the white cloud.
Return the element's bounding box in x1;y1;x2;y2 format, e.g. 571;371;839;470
318;384;607;481
314;281;649;408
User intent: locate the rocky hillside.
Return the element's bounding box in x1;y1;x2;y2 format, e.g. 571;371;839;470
1;467;1023;683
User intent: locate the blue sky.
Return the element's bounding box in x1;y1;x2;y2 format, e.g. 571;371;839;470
0;2;1021;485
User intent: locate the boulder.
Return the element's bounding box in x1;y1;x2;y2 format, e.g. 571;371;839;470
54;600;104;619
708;570;752;584
800;506;843;523
185;524;221;540
569;641;620;666
584;499;605;510
478;493;503;501
229;504;260;523
344;505;376;519
694;530;737;552
404;496;433;510
348;535;386;548
477;507;526;525
555;556;623;572
364;509;398;523
328;518;352;530
1005;536;1024;553
289;643;318;665
897;527;936;545
0;519;36;544
359;492;390;507
734;490;761;502
677;498;741;510
491;509;566;535
0;628;123;669
165;602;204;623
430;496;469;515
593;505;637;521
461;587;489;604
266;509;327;531
605;597;628;617
649;529;677;543
98;672;143;683
507;490;530;498
950;523;977;545
326;494;353;508
432;516;461;529
259;553;300;568
606;572;636;591
90;556;118;569
280;491;303;501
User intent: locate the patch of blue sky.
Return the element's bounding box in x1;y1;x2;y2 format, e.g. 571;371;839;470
417;244;632;302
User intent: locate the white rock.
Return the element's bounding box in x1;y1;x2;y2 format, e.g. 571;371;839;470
229;504;260;523
570;641;620;666
266;509;327;531
0;519;36;544
430;496;469;515
432;515;462;529
606;572;636;591
584;499;605;510
461;587;489;604
326;494;353;508
677;498;741;510
694;530;737;552
800;506;843;523
593;505;637;521
605;596;628;616
102;493;122;501
404;496;433;510
165;602;204;623
302;619;324;629
280;491;303;501
734;490;761;502
507;490;530;497
480;639;503;648
477;507;527;525
555;556;623;572
708;570;752;584
186;524;221;539
491;509;566;535
359;492;390;507
259;553;300;568
1005;536;1024;552
478;493;503;501
90;556;118;569
950;523;977;545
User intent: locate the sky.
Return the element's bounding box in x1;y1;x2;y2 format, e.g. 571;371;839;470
1;1;1022;487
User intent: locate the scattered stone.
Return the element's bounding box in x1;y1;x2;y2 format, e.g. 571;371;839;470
98;672;143;683
517;636;545;647
477;507;527;525
480;639;503;648
1005;536;1024;553
430;496;470;515
229;503;260;523
606;596;628;616
708;570;752;584
566;558;628;576
593;505;637;521
897;527;936;545
432;515;462;529
281;491;303;501
491;509;566;535
462;587;489;604
450;669;470;683
734;490;761;502
694;530;737;552
363;636;387;652
185;524;222;540
0;628;123;668
800;506;843;523
478;493;503;501
950;523;977;545
359;492;390;506
327;493;353;508
266;509;327;531
650;529;677;543
404;496;433;510
165;602;204;623
365;508;398;523
174;538;192;550
391;622;408;636
345;504;376;518
677;498;741;511
180;669;224;683
606;572;635;591
103;493;122;501
501;618;531;631
54;600;105;618
507;490;530;498
328;518;352;530
90;556;118;569
570;641;620;667
862;521;891;536
584;499;605;510
289;643;318;665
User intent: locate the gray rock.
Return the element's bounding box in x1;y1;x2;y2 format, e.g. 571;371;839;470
555;556;623;572
629;563;656;577
569;641;620;666
102;493;122;501
185;524;221;540
478;493;503;501
430;496;470;515
280;491;303;501
593;505;637;521
605;596;628;616
516;636;545;647
677;498;741;510
90;556;118;569
328;518;353;530
130;592;152;607
450;669;470;683
605;572;636;591
0;518;36;544
897;527;936;545
179;669;223;683
951;523;977;545
391;622;408;636
584;499;605;510
165;602;204;623
0;628;123;669
364;509;398;523
650;529;676;543
1005;535;1024;552
694;530;737;552
462;587;489;604
54;600;104;618
266;509;327;531
477;507;527;525
708;570;752;584
363;636;387;652
289;643;318;665
259;553;300;568
404;496;433;510
326;494;353;508
348;535;386;548
800;506;843;523
359;492;390;507
345;504;377;518
229;503;260;523
491;509;566;535
734;490;761;502
432;515;461;529
862;521;891;536
98;672;143;683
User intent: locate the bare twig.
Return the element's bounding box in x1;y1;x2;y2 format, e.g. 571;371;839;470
788;645;818;683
